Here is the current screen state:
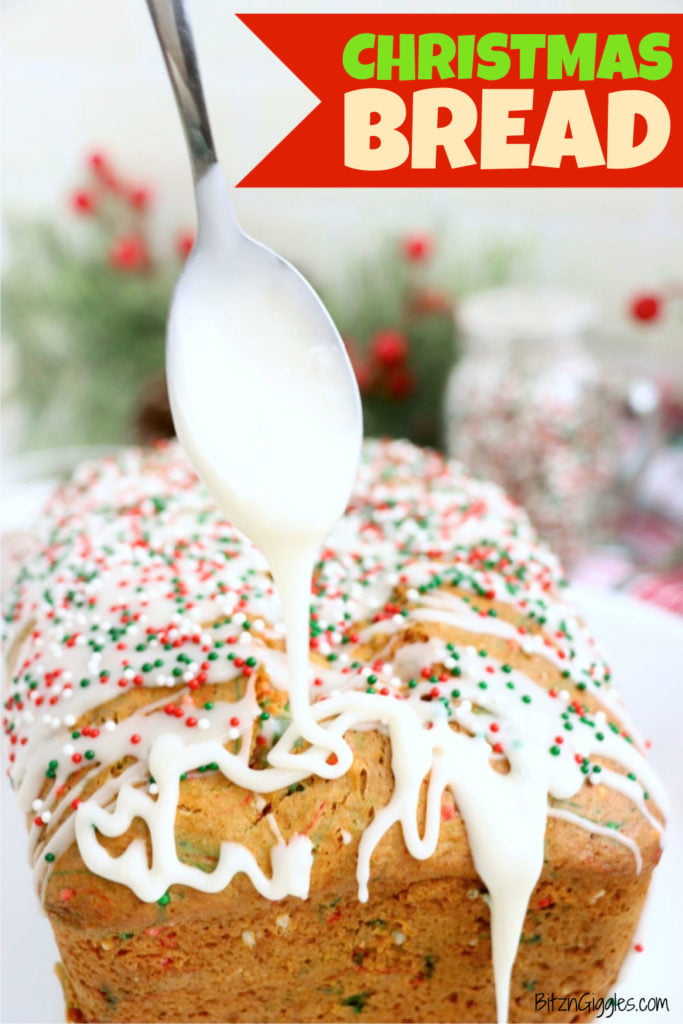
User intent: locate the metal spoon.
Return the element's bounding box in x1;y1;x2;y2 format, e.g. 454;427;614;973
146;0;362;772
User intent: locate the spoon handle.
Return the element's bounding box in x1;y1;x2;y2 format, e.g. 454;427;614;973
146;0;217;181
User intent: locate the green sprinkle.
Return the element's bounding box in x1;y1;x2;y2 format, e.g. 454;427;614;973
521;695;532;704
45;852;55;863
450;689;461;699
549;745;561;757
341;992;371;1014
157;892;170;906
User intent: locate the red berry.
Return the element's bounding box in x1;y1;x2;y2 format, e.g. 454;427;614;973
386;365;417;400
128;186;151;211
402;233;432;262
88;151;108;171
371;328;408;368
176;230;195;260
87;151;118;189
629;293;663;323
70;190;97;215
109;235;149;272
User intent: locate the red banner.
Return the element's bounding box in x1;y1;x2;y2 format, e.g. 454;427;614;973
236;13;683;188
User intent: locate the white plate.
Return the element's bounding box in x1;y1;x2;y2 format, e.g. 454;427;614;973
1;570;681;1021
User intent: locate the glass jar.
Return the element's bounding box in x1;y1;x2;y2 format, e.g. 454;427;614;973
444;287;622;567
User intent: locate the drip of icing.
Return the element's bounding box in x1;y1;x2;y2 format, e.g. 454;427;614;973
3;440;668;1024
166;164;361;772
547;807;643;873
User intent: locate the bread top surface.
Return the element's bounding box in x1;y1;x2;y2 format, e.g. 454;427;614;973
2;438;665;916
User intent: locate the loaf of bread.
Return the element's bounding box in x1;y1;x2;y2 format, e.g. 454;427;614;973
3;438;665;1023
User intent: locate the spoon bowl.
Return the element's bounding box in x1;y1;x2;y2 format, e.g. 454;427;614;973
146;0;362;550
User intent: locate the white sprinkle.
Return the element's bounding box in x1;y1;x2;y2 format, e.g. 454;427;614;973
239;631;251;645
32;799;44;811
148;783;159;796
392;930;407;945
198;718;210;730
228;728;240;741
62;744;74;756
340;829;352;846
104;720;117;732
233;612;246;625
241;930;256;948
276;914;290;931
41;811;52;823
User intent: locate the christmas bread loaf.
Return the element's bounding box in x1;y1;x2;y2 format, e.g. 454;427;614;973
3;439;665;1023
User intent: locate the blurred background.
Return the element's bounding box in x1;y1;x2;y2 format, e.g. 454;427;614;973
2;0;683;611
